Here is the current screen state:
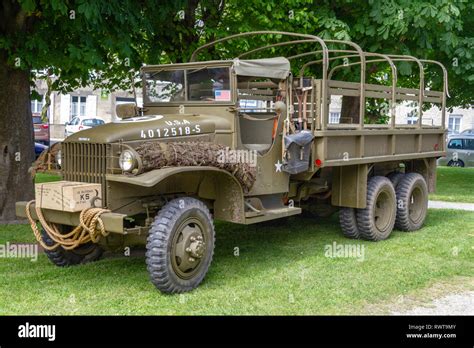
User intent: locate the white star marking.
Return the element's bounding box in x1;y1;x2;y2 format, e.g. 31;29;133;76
275;160;283;172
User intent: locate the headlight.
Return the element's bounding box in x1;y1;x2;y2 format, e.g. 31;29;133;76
119;149;137;172
56;150;62;166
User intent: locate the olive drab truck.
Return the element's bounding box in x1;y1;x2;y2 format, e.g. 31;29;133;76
17;31;448;293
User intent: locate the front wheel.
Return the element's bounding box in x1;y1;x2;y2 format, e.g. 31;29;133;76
146;197;215;293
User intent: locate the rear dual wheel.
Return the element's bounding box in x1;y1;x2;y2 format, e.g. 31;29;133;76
387;171;405;189
394;173;428;231
339;176;396;241
357;176;397;241
339;207;360;239
339;173;428;241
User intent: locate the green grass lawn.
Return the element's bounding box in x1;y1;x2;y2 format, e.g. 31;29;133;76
34;172;62;183
2;169;469;315
430;166;474;203
0;209;472;315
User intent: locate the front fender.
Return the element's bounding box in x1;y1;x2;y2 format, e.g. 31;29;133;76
106;167;245;223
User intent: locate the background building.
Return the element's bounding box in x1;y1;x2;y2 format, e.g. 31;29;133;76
32;79;142;140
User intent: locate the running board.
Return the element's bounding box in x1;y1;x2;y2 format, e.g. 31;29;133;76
244;207;301;224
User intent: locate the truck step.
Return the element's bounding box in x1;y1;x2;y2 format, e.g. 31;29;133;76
244;206;301;224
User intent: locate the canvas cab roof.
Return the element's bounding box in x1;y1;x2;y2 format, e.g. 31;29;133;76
232;57;291;79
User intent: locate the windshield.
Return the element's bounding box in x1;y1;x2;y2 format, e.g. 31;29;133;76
145;70;185;103
144;67;231;103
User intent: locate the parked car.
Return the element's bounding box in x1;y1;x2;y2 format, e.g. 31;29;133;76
461;128;474;135
33;115;49;145
448;129;474;139
437;135;474;167
34;142;48;159
65;116;105;137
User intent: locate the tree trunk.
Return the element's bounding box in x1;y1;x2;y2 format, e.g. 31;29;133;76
340;96;360;124
0;51;35;222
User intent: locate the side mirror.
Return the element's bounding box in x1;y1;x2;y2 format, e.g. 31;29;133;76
116;103;138;120
65;122;69;126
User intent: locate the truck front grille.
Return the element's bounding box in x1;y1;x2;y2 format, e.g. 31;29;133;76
62;142;108;205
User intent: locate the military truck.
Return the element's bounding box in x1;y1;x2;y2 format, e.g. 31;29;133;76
16;31;448;293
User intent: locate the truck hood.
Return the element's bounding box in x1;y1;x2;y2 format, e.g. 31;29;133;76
64;114;228;143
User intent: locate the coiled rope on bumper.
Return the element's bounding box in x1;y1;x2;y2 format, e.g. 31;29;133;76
25;200;111;251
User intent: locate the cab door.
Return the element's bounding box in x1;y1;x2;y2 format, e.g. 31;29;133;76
235;75;289;195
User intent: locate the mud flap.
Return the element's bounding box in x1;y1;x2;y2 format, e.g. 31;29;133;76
331;164;368;209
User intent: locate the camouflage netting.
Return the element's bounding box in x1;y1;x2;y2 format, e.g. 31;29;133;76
30;142;61;178
135;142;257;192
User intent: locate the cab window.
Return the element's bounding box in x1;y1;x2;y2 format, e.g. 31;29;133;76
187;67;230;101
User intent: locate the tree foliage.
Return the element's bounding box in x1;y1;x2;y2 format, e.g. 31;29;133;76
209;0;473;108
1;0;472;107
1;0;186;93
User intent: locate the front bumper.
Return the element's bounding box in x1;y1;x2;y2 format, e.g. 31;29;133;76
16;201;126;234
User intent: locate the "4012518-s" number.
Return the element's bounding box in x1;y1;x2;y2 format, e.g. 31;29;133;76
140;125;201;139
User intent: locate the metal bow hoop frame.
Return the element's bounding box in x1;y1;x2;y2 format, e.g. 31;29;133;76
190;30;449;129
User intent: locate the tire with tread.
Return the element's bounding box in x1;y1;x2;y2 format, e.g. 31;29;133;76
395;173;428;231
357;176;396;241
387;172;404;189
339;207;360;239
447;160;464;167
41;228;104;266
146;197;215;293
